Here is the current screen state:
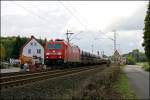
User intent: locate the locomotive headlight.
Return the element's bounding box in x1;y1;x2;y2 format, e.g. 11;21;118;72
46;52;50;55
57;52;62;55
58;56;61;58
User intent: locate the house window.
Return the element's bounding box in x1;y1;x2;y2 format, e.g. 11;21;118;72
37;49;41;54
34;42;36;46
28;49;31;54
30;42;33;46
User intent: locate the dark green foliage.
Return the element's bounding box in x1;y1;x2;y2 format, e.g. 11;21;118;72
1;36;28;60
142;63;150;72
12;36;28;59
143;2;150;65
123;49;147;63
0;44;5;61
131;49;147;62
1;37;16;60
132;49;140;62
37;38;47;47
127;56;136;65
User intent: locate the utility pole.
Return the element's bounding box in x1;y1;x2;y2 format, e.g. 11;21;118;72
114;30;116;53
91;44;94;54
101;51;104;58
113;30;117;64
66;30;74;43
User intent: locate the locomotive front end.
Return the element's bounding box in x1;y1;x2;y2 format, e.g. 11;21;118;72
44;40;64;66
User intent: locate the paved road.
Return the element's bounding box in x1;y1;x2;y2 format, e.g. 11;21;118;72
1;67;20;73
124;65;149;99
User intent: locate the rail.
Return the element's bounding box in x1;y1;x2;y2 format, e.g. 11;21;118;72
0;65;105;89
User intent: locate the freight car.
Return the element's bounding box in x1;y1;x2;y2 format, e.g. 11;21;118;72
44;39;109;68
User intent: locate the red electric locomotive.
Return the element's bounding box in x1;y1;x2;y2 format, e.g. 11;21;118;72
44;39;80;68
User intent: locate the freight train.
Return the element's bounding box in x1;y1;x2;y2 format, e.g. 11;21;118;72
44;39;109;68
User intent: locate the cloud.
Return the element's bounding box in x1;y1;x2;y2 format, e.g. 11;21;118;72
1;10;71;39
105;5;147;31
1;1;146;56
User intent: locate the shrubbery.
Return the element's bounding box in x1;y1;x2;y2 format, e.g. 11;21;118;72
72;66;121;99
142;63;150;72
127;56;136;65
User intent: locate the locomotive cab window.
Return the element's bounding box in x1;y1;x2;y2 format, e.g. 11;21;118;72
48;44;61;49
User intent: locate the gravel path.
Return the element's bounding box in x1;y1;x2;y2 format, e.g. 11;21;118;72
123;65;149;99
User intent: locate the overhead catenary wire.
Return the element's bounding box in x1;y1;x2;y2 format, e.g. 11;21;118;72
12;2;55;30
57;1;99;42
66;1;90;30
99;30;114;41
58;0;88;31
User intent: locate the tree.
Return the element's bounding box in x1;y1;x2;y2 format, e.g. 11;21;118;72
0;44;5;61
12;36;22;58
143;1;150;65
132;49;139;62
127;55;136;65
43;38;47;47
12;36;27;59
138;52;147;62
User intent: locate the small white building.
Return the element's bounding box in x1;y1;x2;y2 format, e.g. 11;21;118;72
112;50;126;65
20;36;44;64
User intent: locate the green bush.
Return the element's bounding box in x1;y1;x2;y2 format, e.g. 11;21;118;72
127;56;136;65
142;63;150;72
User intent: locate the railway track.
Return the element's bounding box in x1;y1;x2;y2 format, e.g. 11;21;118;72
0;65;105;89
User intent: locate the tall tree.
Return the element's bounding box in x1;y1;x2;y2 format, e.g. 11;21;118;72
143;2;150;65
0;44;5;61
43;38;47;47
12;36;27;59
12;36;22;58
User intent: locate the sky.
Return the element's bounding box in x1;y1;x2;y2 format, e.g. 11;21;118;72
1;1;149;56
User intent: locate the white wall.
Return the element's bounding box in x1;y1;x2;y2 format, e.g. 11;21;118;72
22;38;44;64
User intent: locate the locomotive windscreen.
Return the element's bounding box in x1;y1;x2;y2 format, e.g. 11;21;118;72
48;44;61;49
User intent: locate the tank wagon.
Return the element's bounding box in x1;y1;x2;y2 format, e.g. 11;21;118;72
44;39;108;68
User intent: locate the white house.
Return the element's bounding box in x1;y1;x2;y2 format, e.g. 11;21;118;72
112;50;126;65
20;36;44;64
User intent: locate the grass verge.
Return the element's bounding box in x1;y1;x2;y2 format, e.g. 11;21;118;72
136;62;150;72
112;66;136;99
73;65;122;99
142;63;150;72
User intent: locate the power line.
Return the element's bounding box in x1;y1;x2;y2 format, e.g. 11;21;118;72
62;1;98;41
99;30;114;41
66;29;74;43
66;1;89;29
58;1;87;31
98;30;118;55
12;2;53;29
113;30;117;53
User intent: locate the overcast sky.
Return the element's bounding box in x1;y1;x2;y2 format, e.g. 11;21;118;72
1;1;149;56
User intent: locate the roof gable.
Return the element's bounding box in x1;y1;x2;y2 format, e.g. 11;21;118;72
20;36;43;56
114;50;120;56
